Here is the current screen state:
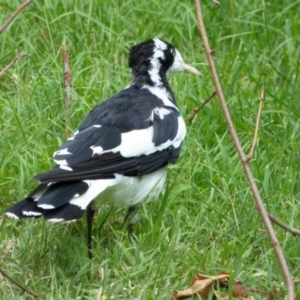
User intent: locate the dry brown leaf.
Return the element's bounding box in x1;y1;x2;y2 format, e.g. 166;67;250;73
172;272;256;300
194;272;229;282
217;272;249;298
232;283;249;298
172;273;230;299
171;270;286;299
171;278;213;299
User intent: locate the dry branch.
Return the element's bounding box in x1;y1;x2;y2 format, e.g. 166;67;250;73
0;0;32;76
0;0;33;35
189;90;216;122
0;268;43;299
268;213;300;236
194;0;295;299
61;39;72;138
0;52;27;77
0;2;39;297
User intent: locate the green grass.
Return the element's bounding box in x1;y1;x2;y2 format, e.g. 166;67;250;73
1;0;300;299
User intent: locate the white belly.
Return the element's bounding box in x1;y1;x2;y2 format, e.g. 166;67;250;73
99;167;167;207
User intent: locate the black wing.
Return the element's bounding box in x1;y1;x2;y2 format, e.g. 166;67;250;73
34;86;185;184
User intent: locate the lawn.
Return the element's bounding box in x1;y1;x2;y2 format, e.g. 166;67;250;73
1;0;300;299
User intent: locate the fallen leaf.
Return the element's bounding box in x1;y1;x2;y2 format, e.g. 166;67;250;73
171;272;257;299
171;278;213;299
217;272;249;298
172;273;229;299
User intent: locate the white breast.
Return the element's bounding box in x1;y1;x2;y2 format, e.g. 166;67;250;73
99;167;167;207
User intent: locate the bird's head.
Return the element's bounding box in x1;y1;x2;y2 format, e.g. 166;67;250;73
129;38;200;86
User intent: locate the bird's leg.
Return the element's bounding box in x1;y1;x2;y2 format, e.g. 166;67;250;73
86;202;96;259
124;206;138;237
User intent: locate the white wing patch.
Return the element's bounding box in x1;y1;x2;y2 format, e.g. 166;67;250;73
67;130;79;141
59;164;73;171
90;145;104;156
54;148;72;156
30;186;48;202
54;159;68;165
54;159;73;171
148;107;171;121
47;218;65;223
175;116;186;143
85;127;155;158
5;212;20;219
37;204;54;209
118;127;155;157
154;107;171;119
22;211;43;216
69;177;121;209
87;115;185;158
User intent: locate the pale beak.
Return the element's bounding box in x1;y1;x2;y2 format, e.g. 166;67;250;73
182;62;201;75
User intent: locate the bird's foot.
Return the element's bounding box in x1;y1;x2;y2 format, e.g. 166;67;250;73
124;206;138;238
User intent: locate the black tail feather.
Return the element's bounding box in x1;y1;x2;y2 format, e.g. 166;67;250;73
44;203;85;221
5;198;43;219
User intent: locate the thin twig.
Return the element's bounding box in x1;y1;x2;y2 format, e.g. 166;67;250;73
268;213;300;236
61;38;72;138
241;284;282;298
189;90;216;122
194;1;295;299
244;286;269;296
246;87;264;161
294;279;300;285
211;0;220;5
0;0;33;35
0;268;43;299
0;52;27;77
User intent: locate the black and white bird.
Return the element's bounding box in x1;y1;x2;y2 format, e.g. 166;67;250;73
5;38;200;258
